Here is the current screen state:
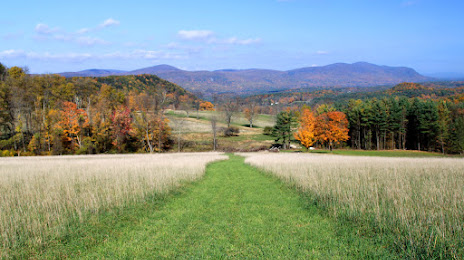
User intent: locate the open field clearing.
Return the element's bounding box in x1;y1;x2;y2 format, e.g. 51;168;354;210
240;153;464;258
0;152;226;258
167;114;275;152
167;110;276;128
169;117;215;133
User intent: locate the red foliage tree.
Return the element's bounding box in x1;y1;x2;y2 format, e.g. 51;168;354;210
110;105;133;152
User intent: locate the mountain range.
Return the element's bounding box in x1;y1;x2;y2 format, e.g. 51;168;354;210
59;62;433;94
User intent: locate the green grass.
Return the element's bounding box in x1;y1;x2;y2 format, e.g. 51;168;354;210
166;110;276;128
218;133;274;142
37;154;397;258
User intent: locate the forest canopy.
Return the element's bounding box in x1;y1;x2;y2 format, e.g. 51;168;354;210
0;63;200;155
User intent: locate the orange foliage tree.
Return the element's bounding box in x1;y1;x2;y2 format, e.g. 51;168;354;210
199;101;214;111
294;108;316;149
57;102;89;151
314;111;349;151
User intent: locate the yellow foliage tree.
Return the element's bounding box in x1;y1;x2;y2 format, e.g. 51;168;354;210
294;108;316;149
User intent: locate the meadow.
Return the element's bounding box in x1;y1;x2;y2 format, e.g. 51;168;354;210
241;153;464;258
0;152;226;258
166;110;276;152
167;110;276;128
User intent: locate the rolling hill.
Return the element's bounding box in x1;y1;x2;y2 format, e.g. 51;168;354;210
59;62;433;94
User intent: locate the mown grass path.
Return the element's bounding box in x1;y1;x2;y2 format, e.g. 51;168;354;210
80;154;394;259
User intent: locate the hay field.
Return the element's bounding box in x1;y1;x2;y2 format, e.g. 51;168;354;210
240;153;464;258
0;152;226;256
168;110;276;128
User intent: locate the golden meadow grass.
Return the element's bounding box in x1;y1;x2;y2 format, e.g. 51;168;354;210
240;153;464;258
0;152;226;255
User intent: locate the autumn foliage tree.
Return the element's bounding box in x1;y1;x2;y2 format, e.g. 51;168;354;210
110;105;132;152
294;108;316;149
314;111;349;151
0;66;193;155
56;102;89;152
199;101;215;111
132;113;172;153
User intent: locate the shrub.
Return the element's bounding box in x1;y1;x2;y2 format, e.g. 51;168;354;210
263;126;273;135
1;150;11;157
223;126;240;137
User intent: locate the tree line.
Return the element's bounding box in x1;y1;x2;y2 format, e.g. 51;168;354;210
0;63;203;156
270;94;464;154
338;96;464;154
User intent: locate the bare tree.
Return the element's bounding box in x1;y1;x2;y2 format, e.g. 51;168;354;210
155;88;167;153
221;97;239;128
244;100;259;128
211;115;218;151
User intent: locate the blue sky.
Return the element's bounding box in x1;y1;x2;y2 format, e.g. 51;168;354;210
0;0;463;75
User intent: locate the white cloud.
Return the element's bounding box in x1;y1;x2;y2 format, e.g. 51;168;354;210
77;18;120;34
130;49;186;60
99;18;120;28
163;42;203;54
178;29;261;46
33;20;116;46
0;49;92;61
77;28;90;34
222;37;262;45
178;30;215;40
164;42;180;48
315;50;329;55
76;36;109;46
0;49;24;58
0;49;185;62
35;23;59;34
49;34;109;46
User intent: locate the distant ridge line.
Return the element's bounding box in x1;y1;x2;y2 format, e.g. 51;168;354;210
58;62;434;94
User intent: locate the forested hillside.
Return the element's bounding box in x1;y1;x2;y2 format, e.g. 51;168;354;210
256;83;464;154
0;63;200;155
60;62;432;95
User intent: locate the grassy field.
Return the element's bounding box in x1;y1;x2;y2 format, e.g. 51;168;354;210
38;154;395;258
241;153;464;258
167;110;276;128
306;149;450;157
0;153;226;258
166;110;275;152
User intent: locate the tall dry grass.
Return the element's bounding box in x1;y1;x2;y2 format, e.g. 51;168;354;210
241;153;464;258
0;152;226;256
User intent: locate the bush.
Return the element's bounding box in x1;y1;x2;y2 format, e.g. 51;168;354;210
223;126;240;137
76;137;96;155
263;126;273;135
1;150;12;157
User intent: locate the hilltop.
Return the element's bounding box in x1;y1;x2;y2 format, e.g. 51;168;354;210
59;62;432;94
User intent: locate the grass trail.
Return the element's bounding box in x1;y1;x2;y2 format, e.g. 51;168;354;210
73;154;395;258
